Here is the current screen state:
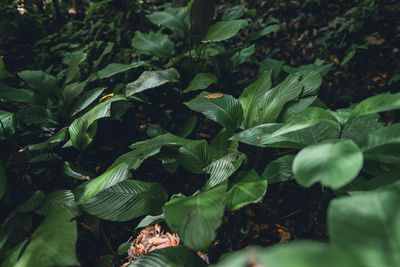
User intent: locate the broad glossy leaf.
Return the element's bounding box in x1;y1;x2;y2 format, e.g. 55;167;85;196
281;96;317;122
1;240;28;267
128;247;206;267
349;93;400;120
70;87;107;116
184;73;217;93
132;31;175;58
293;139;363;189
203;20;248;42
146;7;190;32
341;114;383;147
239;71;272;128
214;242;357;267
63;81;86;104
0;110;16;140
175;139;213;174
222;3;245;20
299;71;322;96
180;115;197;138
262;154;294;183
229;45;255;68
258;57;284;80
69;95;125;150
18;70;59;96
14;208;77;267
329;183;400;267
125;68;180;96
65;52;87;84
35;190;80;216
249;24;280;41
16;105;58;126
204;152;246;189
83;180;167;221
97;61;146;79
0;82;37;104
0;160;6;200
362;123;400;164
164;183;226;250
209;128;238;159
28;127;69;151
17;191;46;212
185;91;243;130
63;161;93;180
225;170;267;211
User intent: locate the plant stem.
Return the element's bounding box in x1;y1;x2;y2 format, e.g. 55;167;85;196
253;147;264;170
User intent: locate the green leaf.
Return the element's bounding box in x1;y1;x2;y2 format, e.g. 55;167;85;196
239;71;272;128
180;115;197;138
209;128;238;159
341;114;383;147
97;62;146;79
17;191;46;212
293;139;364;189
84;0;114;23
229;45;255;68
63;161;93;180
35;190;80;217
69;95;126;150
258;57;284;80
249;24;280;41
0;56;12;79
164;183;226;250
128;247;206;267
299;71;322;96
0;110;16;140
362;123;400;164
82;180;168;221
185;92;243;130
1;240;29;267
146;7;190;32
349;93;400;120
0;160;6;200
204;152;246;189
132;31;175;58
203;20;248;42
225;170;267;211
65;52;87;84
93;42;114;69
70;87;107;117
14;208;77;267
118;243;131;256
281;96;317;122
62;81;87;104
125;68;180;96
0;82;37;104
18;70;59;96
136;214;165;229
184;73;217;93
214;242;357;267
329;183;400;267
28;128;69;151
262;154;294;183
222;3;246;20
16;105;58;126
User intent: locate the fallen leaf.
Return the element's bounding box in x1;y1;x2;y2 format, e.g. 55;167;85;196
204;93;224;99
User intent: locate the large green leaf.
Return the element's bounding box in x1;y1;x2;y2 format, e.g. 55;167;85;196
65;52;87;84
349;93;400;120
0;56;12;79
146;7;190;32
262;154;294;184
13;208;77;267
341;114;383;147
132;31;175;58
125;68;180;96
293;139;364;189
0;160;6;200
225;170;267;211
185;92;243;130
214;242;357;267
28;127;69;151
82;180;167;221
69;95;126;150
0;82;37;104
239;71;272;128
203;20;248;42
299;71;322;96
62;81;86;104
17;190;46;212
229;45;255;68
362;123;400;164
184;73;217;93
18;70;59;97
204;152;246;189
128;247;206;267
35;190;80;216
93;42;114;69
97;61;146;79
0;110;16;140
280;96;317;122
70;87;107;116
249;24;280;41
329;182;400;267
164;183;226;250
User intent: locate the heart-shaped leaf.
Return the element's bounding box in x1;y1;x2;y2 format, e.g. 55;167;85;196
293;139;364;189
